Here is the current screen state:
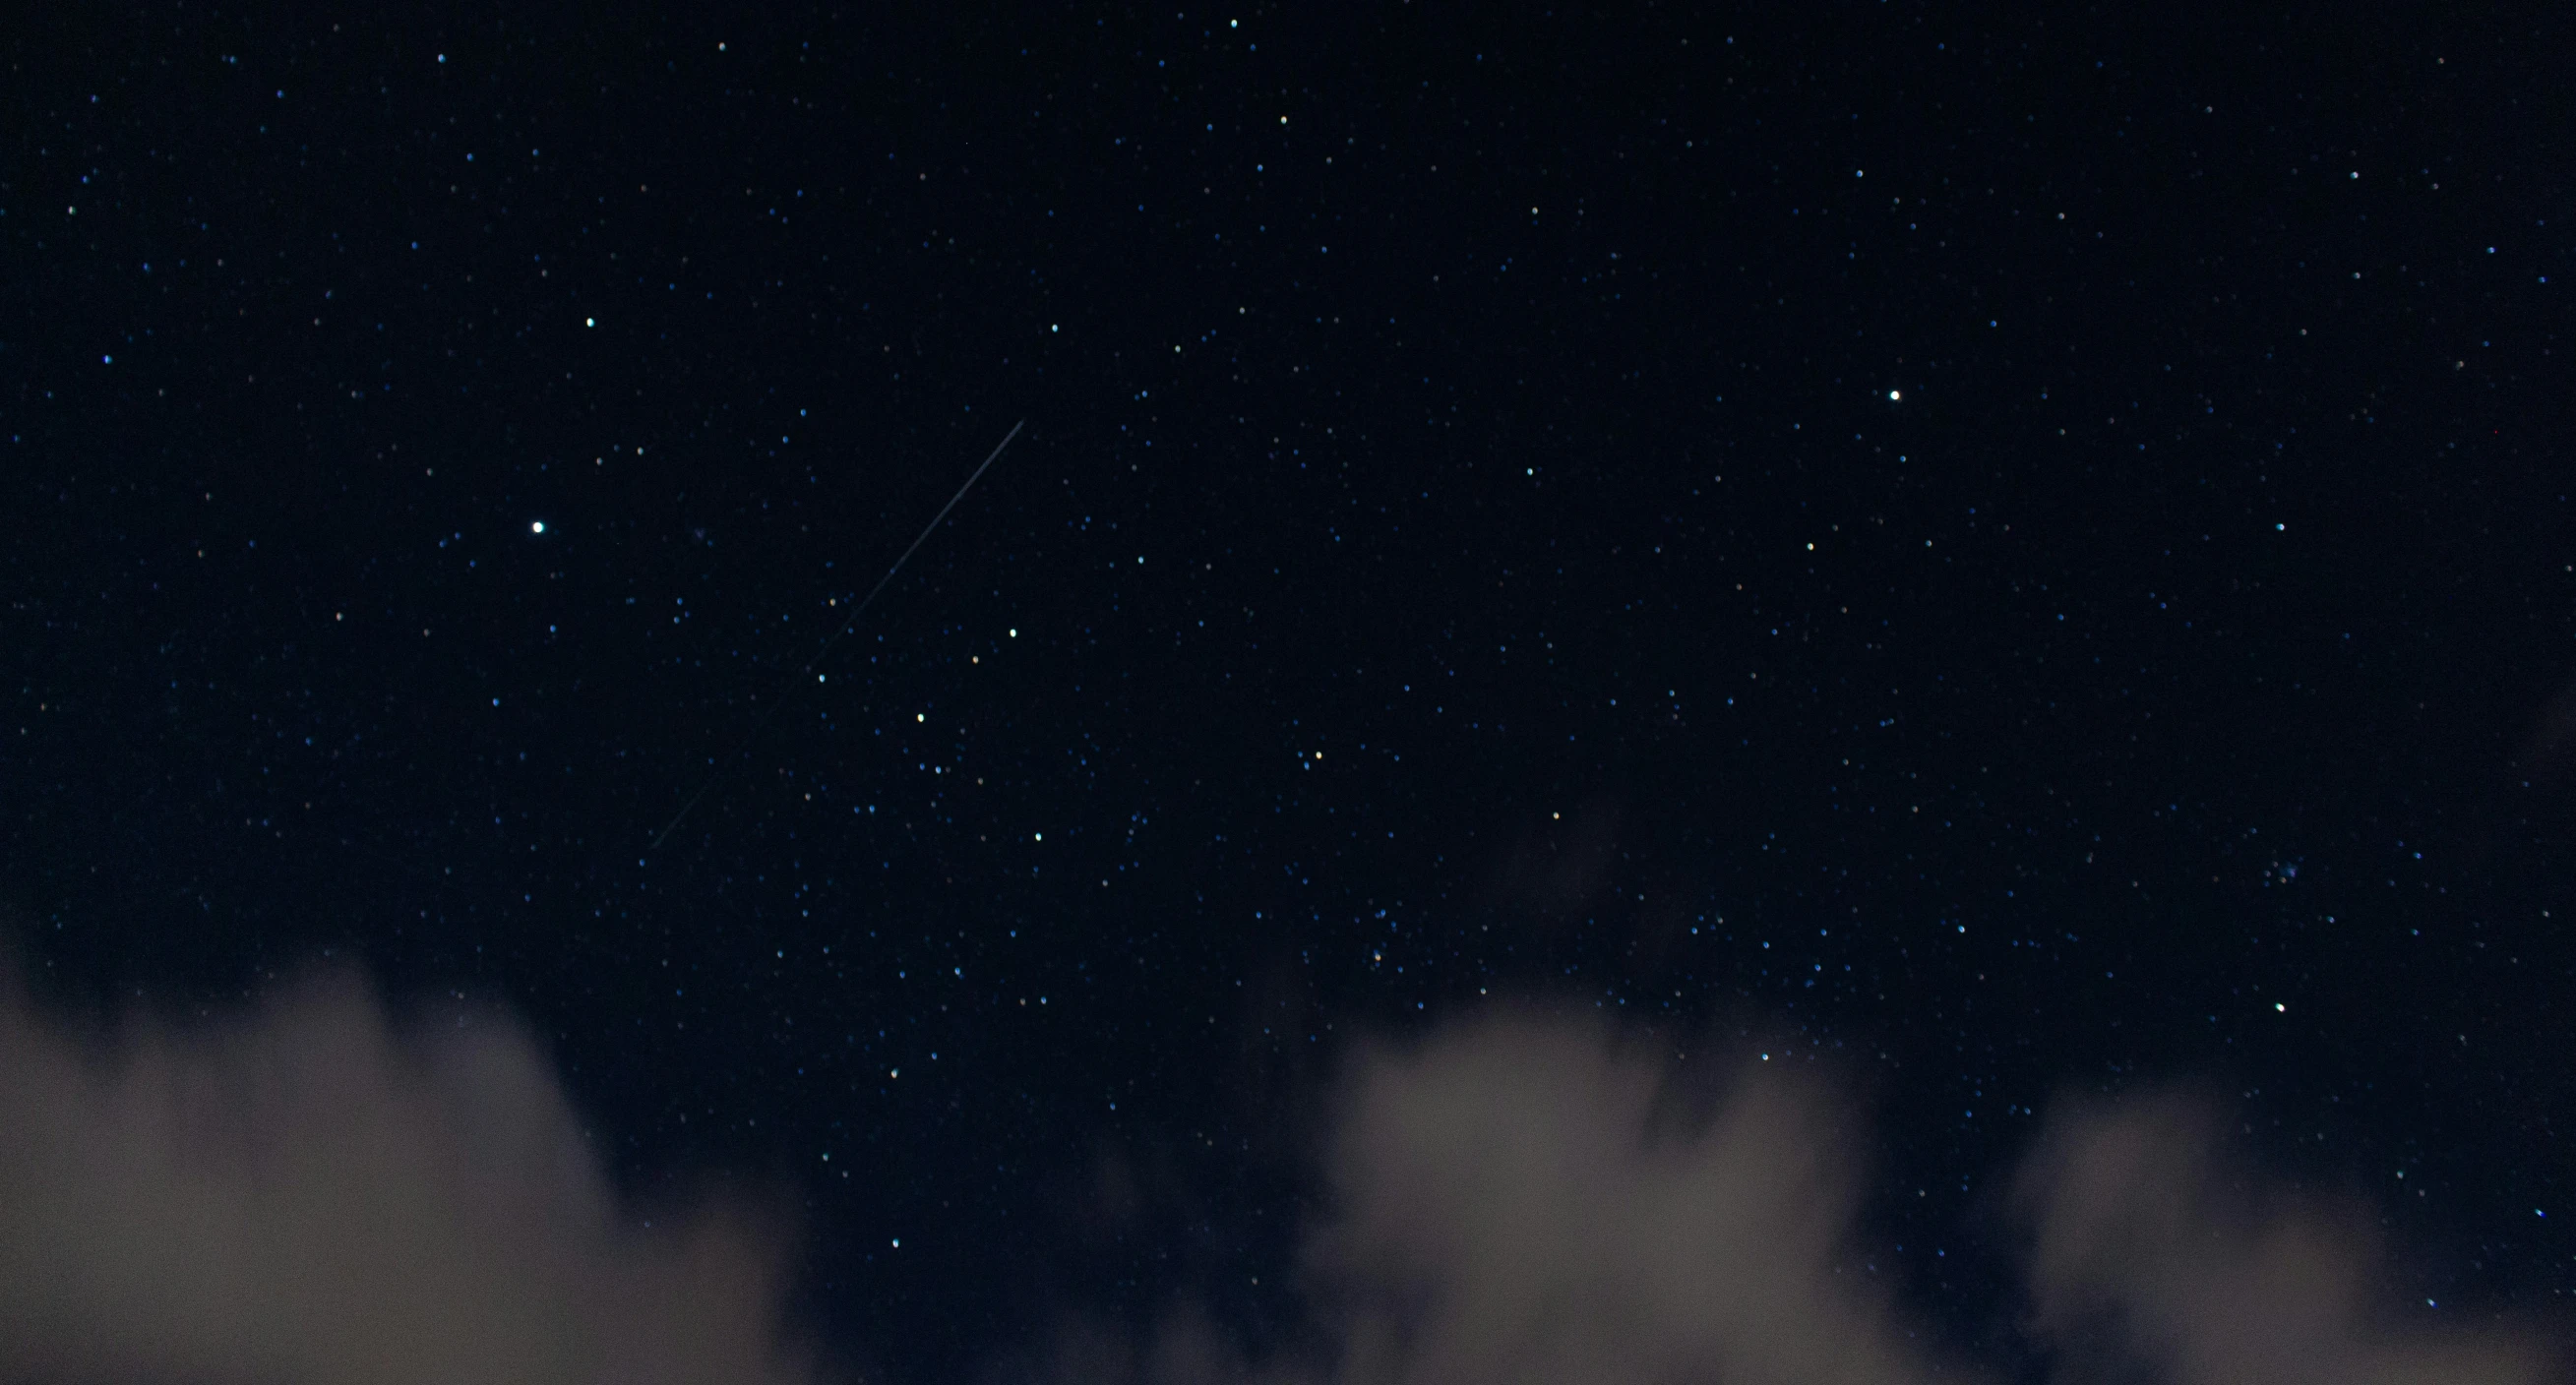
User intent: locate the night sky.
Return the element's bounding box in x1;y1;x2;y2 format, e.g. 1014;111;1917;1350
7;6;2573;1384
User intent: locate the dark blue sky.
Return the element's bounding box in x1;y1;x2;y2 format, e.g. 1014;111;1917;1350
7;5;2571;1381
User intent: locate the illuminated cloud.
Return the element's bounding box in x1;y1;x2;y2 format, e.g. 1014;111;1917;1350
0;969;2555;1385
0;968;818;1385
1051;1007;2567;1385
2013;1093;2560;1385
1307;1009;1970;1385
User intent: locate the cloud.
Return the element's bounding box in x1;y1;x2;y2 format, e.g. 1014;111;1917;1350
2013;1093;2562;1385
1049;1006;2567;1385
5;968;2555;1385
0;966;819;1385
1307;1008;1969;1385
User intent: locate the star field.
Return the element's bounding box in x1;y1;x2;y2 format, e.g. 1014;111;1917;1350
6;6;2573;1382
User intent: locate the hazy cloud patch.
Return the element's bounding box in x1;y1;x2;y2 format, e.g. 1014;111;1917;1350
1047;1006;2566;1385
1308;1008;1968;1385
0;966;819;1385
0;967;2557;1385
2013;1092;2561;1385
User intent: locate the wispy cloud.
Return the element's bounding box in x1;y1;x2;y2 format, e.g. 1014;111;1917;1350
0;967;819;1385
0;973;2555;1385
1043;1006;2566;1385
1307;1009;1964;1385
2014;1093;2560;1385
